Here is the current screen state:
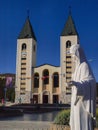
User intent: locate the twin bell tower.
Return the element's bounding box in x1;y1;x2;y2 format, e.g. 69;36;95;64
15;12;79;104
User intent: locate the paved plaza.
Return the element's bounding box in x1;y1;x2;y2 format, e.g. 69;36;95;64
0;121;98;130
0;121;51;130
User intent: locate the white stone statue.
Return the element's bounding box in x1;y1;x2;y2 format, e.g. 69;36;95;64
68;44;96;130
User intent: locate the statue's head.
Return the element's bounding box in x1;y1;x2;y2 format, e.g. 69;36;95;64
70;44;87;65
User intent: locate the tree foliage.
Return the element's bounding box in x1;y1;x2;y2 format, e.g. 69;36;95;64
0;77;15;102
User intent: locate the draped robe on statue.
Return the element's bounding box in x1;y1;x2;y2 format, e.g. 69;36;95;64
69;44;96;130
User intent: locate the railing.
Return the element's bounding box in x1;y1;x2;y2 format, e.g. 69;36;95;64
1;126;98;130
1;126;70;130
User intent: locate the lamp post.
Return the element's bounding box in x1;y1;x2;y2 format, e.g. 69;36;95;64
4;87;7;106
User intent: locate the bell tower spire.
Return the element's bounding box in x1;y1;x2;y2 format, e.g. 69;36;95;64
18;13;36;40
61;10;78;36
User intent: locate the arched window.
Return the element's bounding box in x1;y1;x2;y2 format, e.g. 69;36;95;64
43;69;49;85
34;73;39;88
66;40;71;48
53;72;59;88
22;43;27;50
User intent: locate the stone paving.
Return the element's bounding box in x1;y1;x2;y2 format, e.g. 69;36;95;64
0;121;51;130
0;121;98;130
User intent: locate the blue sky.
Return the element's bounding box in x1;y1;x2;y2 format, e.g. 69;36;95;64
0;0;98;81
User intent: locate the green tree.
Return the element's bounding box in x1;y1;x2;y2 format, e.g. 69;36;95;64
0;76;15;103
6;87;15;102
0;78;6;101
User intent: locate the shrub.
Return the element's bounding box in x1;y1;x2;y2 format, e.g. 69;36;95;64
96;108;98;127
54;108;98;128
54;109;70;125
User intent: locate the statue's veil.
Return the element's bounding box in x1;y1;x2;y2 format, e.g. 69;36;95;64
70;44;95;80
70;44;87;65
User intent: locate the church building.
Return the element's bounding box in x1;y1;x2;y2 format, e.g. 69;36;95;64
15;12;79;104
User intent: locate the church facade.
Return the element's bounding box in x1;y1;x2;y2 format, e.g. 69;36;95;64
15;13;79;104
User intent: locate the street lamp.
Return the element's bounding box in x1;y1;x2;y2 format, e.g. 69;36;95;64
4;87;7;106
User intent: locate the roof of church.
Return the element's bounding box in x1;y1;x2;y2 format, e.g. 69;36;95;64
61;13;78;36
18;16;36;40
34;64;60;68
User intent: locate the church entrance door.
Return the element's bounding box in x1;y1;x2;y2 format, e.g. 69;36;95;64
33;95;38;104
53;95;59;103
43;95;48;103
